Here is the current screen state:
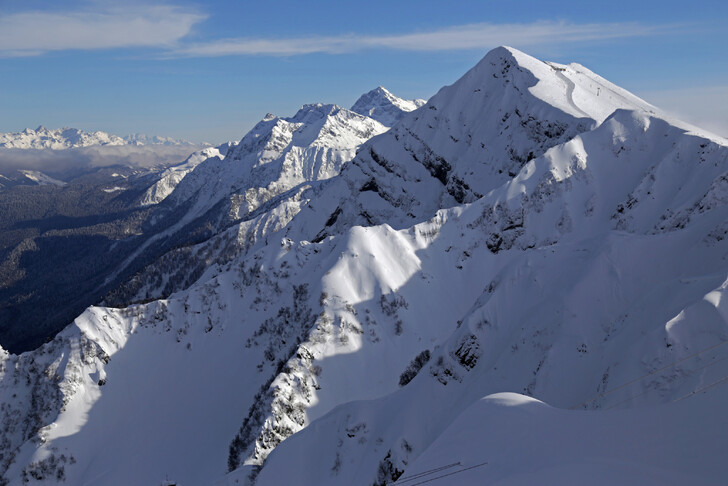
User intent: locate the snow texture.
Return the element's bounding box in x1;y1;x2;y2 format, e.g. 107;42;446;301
1;47;728;486
0;126;195;150
139;142;236;206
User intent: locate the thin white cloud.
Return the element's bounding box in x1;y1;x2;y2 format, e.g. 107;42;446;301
0;145;205;174
0;5;206;57
0;11;687;60
172;21;680;57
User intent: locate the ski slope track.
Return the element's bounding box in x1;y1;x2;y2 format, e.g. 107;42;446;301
1;47;727;486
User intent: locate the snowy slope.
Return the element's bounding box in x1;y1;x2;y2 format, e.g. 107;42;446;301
261;390;728;486
246;107;728;486
404;390;728;485
122;62;604;306
1;47;728;486
104;103;390;302
160;86;425;236
272;45;664;259
17;170;67;186
168;104;386;226
139;142;237;206
342;47;659;226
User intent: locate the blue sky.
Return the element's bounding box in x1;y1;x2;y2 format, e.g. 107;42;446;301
1;0;726;143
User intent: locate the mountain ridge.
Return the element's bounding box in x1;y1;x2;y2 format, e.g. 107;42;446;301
0;47;726;486
0;126;197;149
104;93;423;306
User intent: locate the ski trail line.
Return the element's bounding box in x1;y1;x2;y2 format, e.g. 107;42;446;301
552;68;590;119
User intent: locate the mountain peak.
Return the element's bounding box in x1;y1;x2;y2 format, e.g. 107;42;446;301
350;86;426;126
369;86;394;98
483;44;521;58
340;45;664;224
462;45;658;125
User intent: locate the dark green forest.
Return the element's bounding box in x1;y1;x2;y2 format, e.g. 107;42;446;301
0;166;160;352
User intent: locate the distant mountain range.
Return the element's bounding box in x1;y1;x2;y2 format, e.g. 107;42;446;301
0;126;197;149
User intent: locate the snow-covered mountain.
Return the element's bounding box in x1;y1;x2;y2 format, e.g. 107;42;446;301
1;47;728;486
166;103;386;226
351;86;426;126
122;133;196;146
250;106;728;486
139;142;237;206
107;98;420;304
336;47;659;228
0;126;126;149
0;126;195;149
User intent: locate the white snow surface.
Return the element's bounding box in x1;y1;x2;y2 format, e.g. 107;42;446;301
337;46;662;225
252;387;728;486
18;170;67;186
101;186;125;193
102;103;387;290
166;103;387;224
398;389;728;485
139;142;236;206
1;47;728;486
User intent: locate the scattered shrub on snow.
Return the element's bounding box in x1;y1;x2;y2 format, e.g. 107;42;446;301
398;349;431;387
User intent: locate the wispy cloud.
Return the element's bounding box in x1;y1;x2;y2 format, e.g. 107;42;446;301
0;145;204;174
172;21;679;58
0;5;206;57
0;9;685;60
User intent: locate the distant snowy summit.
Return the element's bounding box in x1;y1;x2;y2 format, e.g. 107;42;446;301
350;86;426;126
0;126;196;149
0;126;125;149
122;133;197;147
